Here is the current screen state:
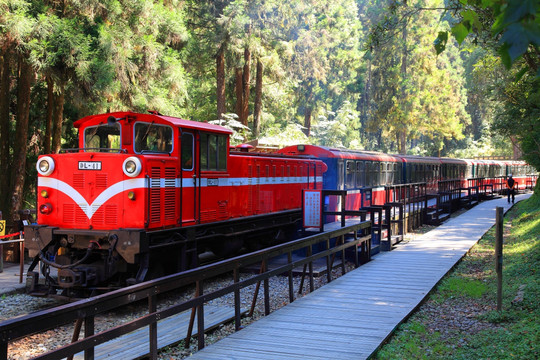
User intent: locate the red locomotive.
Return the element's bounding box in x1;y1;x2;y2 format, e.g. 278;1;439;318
24;112;326;297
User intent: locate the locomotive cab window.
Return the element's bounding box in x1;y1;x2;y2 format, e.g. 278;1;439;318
181;132;194;170
200;133;227;171
85;123;121;150
134;122;173;153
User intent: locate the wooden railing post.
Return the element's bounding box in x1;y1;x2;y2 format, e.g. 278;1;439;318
84;315;94;360
149;294;157;359
495;207;504;311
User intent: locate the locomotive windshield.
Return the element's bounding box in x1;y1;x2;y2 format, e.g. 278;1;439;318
84;123;121;150
134;122;173;153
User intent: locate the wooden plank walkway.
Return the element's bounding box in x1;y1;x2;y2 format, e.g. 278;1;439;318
73;306;241;360
188;193;531;360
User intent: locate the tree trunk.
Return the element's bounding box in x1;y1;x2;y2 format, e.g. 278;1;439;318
10;57;33;222
399;6;408;156
51;82;65;153
45;76;53;154
303;107;312;137
216;45;226;120
399;130;406;155
234;67;243;122
253;59;263;138
241;48;251;126
0;52;12;220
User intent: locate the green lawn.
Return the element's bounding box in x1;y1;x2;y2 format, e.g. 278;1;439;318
374;193;540;360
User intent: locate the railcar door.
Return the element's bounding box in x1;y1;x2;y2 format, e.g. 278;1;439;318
180;131;198;225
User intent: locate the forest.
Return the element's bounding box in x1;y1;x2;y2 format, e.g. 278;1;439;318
0;0;539;223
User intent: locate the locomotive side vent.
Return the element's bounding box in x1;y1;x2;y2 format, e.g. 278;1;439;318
73;173;85;188
92;205;105;224
62;203;89;225
218;201;228;220
150;167;161;223
164;167;176;221
96;174;108;188
63;204;75;223
105;205;117;225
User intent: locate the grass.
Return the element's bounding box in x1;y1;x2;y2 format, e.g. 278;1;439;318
374;192;540;360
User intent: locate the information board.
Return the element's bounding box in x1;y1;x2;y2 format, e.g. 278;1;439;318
303;189;322;229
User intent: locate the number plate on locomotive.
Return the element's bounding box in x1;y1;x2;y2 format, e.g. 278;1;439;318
78;161;102;170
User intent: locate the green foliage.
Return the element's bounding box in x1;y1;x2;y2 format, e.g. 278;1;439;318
437;0;540;70
436;277;487;299
311;101;361;148
259;123;309;147
209;113;251;145
375;194;540;360
1;0;538;219
491;74;540;172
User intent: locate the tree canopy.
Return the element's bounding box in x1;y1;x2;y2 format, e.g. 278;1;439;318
0;0;538;222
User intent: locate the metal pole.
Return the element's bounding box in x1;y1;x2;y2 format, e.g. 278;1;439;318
495;206;503;311
19;231;24;283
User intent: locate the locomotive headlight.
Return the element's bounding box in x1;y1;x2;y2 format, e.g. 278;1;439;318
123;156;142;177
40;190;49;198
37;156;55;176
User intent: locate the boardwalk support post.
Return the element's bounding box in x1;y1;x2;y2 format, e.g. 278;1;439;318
495;206;503;311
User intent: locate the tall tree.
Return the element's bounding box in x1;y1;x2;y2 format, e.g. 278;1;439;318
11;57;33;217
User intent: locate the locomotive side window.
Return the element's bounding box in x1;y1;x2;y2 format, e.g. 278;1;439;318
181;133;194;170
134;122;173;153
200;133;228;171
85;123;121;150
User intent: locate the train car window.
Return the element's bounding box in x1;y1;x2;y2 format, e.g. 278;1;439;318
356;162;364;187
134;122;173;153
337;160;345;190
200;133;228;171
181;132;194;170
85;123;121;150
371;162;377;186
346;160;355;189
365;162;371;186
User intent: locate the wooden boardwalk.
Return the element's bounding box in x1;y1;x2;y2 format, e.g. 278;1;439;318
188;194;530;360
73;306;242;360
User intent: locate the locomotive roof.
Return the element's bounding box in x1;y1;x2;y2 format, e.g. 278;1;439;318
74;111;233;135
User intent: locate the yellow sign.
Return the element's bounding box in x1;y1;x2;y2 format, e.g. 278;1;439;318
0;220;5;236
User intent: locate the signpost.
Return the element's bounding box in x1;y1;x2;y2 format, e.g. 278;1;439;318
302;189;322;231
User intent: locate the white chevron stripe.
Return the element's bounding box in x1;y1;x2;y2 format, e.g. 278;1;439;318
38;177;146;219
38;175;323;220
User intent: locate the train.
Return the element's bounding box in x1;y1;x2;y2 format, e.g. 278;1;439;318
24;111;326;297
24;112;536;297
277;145;535;210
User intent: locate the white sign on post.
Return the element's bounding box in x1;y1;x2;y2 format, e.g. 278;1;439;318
303;190;322;229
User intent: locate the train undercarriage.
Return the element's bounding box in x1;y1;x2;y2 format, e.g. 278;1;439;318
24;210;302;299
